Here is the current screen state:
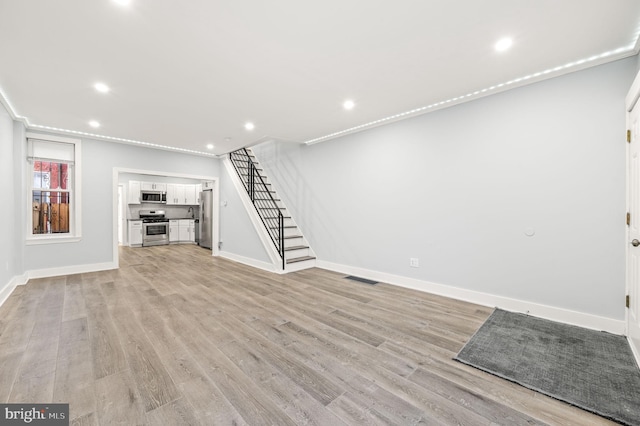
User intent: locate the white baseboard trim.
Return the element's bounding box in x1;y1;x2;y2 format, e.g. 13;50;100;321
0;261;117;308
0;273;29;306
219;251;281;274
27;262;117;280
316;260;626;335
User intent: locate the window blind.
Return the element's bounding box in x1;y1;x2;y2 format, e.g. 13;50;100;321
27;138;75;163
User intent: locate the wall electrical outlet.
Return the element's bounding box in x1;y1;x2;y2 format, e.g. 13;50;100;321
410;258;419;268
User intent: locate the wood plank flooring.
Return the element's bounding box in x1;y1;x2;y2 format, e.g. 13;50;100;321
0;245;616;425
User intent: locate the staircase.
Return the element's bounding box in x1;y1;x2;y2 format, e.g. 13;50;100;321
229;147;316;271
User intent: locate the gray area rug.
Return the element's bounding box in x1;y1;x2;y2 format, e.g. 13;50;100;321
454;309;640;425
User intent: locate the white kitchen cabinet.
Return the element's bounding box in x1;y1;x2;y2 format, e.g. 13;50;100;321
167;184;184;205
171;219;195;243
185;185;197;205
178;220;190;241
166;184;175;204
141;182;167;191
128;181;141;204
187;219;195;242
128;220;143;246
167;183;199;205
202;181;214;190
169;220;180;243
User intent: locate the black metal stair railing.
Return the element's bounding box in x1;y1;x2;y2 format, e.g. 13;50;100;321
229;148;285;270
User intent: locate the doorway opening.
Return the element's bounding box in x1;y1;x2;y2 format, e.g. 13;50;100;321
112;167;220;267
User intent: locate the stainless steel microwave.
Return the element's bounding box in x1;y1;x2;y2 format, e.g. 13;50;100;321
141;191;166;203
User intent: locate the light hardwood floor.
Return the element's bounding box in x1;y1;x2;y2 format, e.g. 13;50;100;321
0;245;616;425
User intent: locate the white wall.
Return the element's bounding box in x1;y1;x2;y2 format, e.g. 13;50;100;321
253;57;636;323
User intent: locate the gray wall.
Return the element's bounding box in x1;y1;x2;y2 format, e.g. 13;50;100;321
13;122;25;277
0;105;17;286
219;164;271;263
253;57;637;321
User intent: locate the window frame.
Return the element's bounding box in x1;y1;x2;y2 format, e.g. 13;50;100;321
26;133;82;245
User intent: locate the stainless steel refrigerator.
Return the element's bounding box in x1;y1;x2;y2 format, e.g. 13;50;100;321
199;190;213;249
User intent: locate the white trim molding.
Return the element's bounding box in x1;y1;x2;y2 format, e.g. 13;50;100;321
316;260;626;335
25;132;82;244
0;260;116;308
0;273;29;307
27;261;117;280
218;251;281;274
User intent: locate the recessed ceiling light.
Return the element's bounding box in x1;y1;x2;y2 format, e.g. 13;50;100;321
494;37;513;52
206;143;214;150
244;122;255;131
94;82;110;93
112;0;131;6
343;99;355;110
89;120;100;128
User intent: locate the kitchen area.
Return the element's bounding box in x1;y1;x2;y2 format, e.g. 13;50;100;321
120;173;215;250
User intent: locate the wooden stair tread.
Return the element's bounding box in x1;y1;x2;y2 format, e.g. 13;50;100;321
285;245;309;251
283;235;303;239
286;256;316;264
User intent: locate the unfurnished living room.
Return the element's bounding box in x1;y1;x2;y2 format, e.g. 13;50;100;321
2;1;640;425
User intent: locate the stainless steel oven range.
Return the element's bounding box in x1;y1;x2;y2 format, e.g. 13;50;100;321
139;210;169;246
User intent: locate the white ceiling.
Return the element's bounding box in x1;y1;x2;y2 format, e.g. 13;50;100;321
1;1;640;157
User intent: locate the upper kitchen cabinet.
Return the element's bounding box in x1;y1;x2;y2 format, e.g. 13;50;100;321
141;182;167;192
167;183;199;205
166;183;182;205
185;185;197;205
128;181;141;204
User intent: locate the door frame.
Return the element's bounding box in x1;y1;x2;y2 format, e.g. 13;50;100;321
111;167;220;268
625;69;640;364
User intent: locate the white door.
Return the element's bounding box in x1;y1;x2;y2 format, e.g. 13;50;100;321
626;71;640;362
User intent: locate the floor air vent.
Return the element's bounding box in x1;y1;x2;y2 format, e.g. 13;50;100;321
345;275;378;285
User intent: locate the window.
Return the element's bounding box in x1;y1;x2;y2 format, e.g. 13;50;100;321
27;134;81;243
